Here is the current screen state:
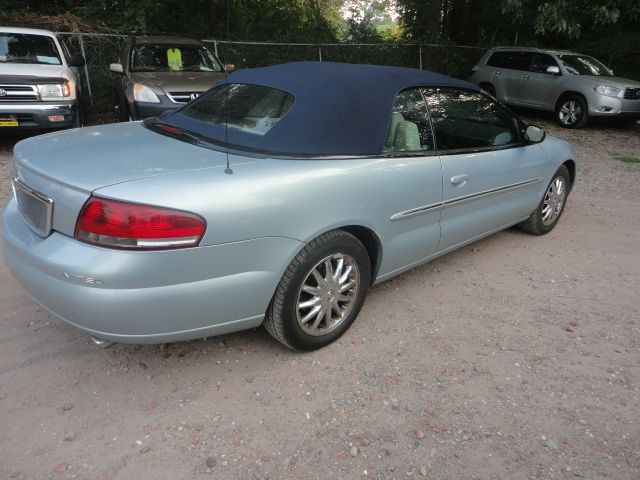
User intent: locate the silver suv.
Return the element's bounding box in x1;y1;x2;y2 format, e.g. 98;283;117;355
469;47;640;128
0;27;85;130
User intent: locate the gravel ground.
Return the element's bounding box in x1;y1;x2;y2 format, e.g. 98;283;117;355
0;116;639;480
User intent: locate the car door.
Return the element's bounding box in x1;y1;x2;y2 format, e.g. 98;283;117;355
423;87;547;250
496;51;534;104
520;53;563;109
377;88;444;273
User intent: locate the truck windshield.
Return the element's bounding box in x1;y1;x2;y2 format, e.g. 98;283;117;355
0;33;62;65
131;44;223;72
557;54;612;76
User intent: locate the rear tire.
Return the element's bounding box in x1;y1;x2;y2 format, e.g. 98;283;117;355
518;165;570;235
556;95;588;129
264;230;371;351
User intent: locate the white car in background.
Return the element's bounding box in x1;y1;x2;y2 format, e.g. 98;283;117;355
0;26;85;130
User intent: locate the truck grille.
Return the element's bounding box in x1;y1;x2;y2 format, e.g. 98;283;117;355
0;84;39;102
166;91;202;104
623;88;640;100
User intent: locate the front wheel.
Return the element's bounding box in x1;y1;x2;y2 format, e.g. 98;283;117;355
264;230;371;351
556;95;588;128
518;165;570;235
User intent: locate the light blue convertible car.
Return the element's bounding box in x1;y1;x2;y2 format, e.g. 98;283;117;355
2;62;576;351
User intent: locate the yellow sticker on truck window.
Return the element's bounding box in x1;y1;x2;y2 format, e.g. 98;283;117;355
167;48;182;71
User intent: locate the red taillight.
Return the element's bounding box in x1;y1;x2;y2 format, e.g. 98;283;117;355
75;197;206;250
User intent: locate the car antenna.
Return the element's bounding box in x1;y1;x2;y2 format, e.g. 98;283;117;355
223;0;233;175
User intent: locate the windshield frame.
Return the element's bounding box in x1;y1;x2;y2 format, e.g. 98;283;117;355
130;42;223;73
557;54;613;77
0;32;62;66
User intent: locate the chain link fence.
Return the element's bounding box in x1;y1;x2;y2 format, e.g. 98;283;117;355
54;33;640;115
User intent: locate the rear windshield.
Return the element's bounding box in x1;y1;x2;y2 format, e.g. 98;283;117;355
557;54;612;76
0;33;61;65
174;83;294;137
131;43;222;72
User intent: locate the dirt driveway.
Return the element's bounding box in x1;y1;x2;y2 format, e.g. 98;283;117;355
0;118;639;480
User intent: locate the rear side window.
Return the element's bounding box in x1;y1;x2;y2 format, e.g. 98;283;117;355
179;83;294;136
383;89;434;153
486;52;507;67
423;88;519;151
501;51;533;71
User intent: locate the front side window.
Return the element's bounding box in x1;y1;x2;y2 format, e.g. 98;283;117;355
557;54;611;76
179;83;294;136
423;88;519;151
383;89;434;153
131;43;222;72
0;33;61;65
530;53;559;74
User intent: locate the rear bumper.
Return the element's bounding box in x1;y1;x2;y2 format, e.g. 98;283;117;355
2;199;302;343
0;101;78;130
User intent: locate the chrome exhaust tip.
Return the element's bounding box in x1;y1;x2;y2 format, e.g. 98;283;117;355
90;336;114;349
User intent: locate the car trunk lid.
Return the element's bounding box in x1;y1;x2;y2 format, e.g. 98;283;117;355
12;121;242;237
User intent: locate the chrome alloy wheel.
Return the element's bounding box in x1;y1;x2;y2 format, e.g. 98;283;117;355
296;253;360;336
559;100;582;126
542;176;567;226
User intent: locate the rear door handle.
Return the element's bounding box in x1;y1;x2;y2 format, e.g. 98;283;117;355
522;74;530;79
450;174;469;185
494;71;502;77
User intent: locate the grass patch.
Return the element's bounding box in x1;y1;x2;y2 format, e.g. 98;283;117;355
614;154;640;164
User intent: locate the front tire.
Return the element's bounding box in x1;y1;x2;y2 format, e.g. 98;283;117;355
556;95;588;128
264;230;371;351
518;165;570;235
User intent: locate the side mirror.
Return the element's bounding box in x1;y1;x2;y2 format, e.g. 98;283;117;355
545;65;561;75
69;55;86;67
110;63;124;74
524;125;545;143
224;64;236;73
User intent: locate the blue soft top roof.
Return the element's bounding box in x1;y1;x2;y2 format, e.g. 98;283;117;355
170;62;479;156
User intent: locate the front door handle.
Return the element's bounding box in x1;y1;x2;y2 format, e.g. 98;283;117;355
450;174;470;185
494;71;502;77
522;74;530;80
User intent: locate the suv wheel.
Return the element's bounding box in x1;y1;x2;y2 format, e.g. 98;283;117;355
556;95;588;129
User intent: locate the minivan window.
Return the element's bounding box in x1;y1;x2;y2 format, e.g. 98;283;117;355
423;88;519;151
557;54;612;76
0;33;61;65
383;89;434;152
501;51;533;71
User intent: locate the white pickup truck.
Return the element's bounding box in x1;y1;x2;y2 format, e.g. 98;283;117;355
0;26;85;130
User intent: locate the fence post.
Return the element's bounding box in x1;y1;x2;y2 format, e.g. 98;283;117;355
213;40;219;57
419;46;423;70
78;33;93;105
318;46;322;62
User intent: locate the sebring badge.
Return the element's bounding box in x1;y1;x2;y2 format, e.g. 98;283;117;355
56;271;105;286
